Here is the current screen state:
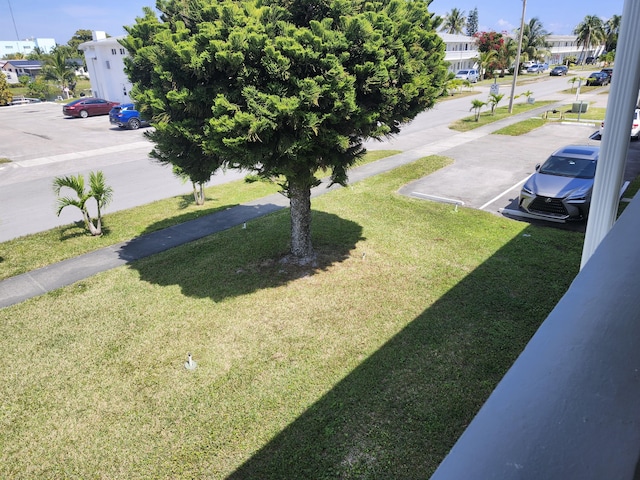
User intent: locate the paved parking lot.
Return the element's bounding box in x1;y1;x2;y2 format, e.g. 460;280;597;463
0;101;149;164
398;118;640;232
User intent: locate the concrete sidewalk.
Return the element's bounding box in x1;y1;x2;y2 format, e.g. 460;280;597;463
0;95;600;309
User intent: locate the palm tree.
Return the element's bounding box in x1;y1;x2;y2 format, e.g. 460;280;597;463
488;93;505;115
53;171;113;236
520;18;551;64
470;99;486;121
475;50;497;80
574;15;606;64
441;8;466;35
604;14;621;53
496;37;518;77
42;48;76;98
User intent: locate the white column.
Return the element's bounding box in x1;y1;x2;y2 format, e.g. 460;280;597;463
581;0;640;269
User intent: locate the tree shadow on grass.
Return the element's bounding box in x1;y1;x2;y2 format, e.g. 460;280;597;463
222;224;581;479
123;207;364;302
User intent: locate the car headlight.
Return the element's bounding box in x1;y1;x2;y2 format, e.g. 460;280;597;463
566;191;588;201
521;185;534;195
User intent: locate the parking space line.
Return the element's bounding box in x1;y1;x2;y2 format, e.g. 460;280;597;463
479;177;529;211
14;141;152;167
410;192;464;205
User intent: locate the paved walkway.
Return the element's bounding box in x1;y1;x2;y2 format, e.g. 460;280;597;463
0;95;602;309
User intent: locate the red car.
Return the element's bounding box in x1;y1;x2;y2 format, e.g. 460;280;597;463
62;98;119;118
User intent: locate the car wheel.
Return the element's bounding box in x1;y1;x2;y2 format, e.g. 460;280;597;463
128;118;141;130
79;110;89;118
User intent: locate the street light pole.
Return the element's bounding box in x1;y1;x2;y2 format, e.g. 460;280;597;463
508;0;527;113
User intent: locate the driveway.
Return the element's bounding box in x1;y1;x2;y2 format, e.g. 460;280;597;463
398;118;640;232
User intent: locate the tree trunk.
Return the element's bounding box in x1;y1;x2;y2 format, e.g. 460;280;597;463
288;180;315;262
193;182;205;205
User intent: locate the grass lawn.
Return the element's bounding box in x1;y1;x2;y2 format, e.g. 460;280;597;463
449;100;554;132
0;150;400;281
0;155;584;478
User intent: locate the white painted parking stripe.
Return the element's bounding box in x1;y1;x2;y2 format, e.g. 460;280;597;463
411;192;464;205
14;141;152;168
479;177;529;211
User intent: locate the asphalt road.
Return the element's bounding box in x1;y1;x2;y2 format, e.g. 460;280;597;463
0;102;247;242
0;70;625;242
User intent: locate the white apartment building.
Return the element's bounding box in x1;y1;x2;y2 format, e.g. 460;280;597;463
441;33;479;72
0;38;56;58
547;34;606;65
78;31;132;104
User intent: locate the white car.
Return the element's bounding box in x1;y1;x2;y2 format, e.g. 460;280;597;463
454;69;479;83
599;108;640;140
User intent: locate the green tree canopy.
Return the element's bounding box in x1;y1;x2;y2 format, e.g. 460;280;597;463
519;17;550;63
574;15;605;63
122;0;447;261
42;47;77;94
466;7;478;37
604;14;621;53
67;29;94;52
441;8;466;35
0;72;12;106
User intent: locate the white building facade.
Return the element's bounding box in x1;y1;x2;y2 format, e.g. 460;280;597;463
0;38;56;58
441;33;479;72
79;32;132;104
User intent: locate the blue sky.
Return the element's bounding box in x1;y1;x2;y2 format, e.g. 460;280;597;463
0;0;626;45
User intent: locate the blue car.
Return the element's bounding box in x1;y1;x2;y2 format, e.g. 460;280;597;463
109;103;150;130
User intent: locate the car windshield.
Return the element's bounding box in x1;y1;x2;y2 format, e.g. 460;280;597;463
539;155;597;179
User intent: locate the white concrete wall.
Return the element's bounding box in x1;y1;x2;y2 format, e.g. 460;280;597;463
79;33;133;104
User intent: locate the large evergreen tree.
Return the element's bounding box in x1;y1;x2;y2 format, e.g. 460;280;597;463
466;7;478;37
122;0;447;262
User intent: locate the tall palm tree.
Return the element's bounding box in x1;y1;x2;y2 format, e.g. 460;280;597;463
42;48;76;98
475;50;497;80
496;37;518;76
604;14;621;53
441;8;466;35
520;18;551;63
574;15;606;64
53;171;113;236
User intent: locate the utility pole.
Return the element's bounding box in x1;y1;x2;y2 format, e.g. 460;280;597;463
508;0;527;113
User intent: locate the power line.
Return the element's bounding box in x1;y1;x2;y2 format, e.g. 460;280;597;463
7;0;21;40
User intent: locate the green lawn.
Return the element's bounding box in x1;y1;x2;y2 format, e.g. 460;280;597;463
450;100;554;132
0;155;584;478
0;150;400;281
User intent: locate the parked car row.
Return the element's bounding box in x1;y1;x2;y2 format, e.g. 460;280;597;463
62;97;149;130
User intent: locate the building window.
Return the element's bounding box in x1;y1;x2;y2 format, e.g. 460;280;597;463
106;60;111;69
111;48;117;55
120;48;126;55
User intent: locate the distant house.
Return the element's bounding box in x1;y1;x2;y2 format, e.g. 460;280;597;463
79;31;131;103
0;59;43;84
